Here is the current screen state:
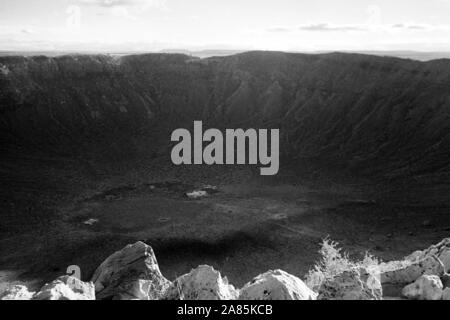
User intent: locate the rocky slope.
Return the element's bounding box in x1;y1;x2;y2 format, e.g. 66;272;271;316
1;238;449;300
1;51;450;179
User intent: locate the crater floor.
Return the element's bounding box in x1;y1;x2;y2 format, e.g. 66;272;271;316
1;165;449;291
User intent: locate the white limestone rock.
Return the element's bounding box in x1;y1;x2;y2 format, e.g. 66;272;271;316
239;270;317;300
438;248;450;273
405;250;423;262
0;285;35;300
33;276;95;300
186;190;208;199
165;265;238;300
380;255;444;296
406;238;450;273
91;241;171;300
401;275;443;300
318;267;382;300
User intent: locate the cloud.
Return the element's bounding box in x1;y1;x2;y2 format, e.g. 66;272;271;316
267;5;446;34
75;0;168;20
73;0;168;22
267;22;450;34
0;25;39;37
391;23;429;30
266;26;292;33
76;0;167;10
77;0;133;7
298;23;365;32
266;23;366;33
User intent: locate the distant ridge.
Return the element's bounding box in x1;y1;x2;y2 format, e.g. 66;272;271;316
2;49;450;61
1;51;449;180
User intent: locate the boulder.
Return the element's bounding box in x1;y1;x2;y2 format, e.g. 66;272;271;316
318;267;382;300
239;270;317;300
407;238;450;273
164;265;238;300
380;255;444;296
91;241;171;300
0;285;35;300
405;250;423;262
33;276;95;300
438;248;450;273
401;275;443;300
186;190;208;199
111;279;159;300
443;288;450;300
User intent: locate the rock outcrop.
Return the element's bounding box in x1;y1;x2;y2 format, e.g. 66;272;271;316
407;238;450;273
239;270;317;300
33;276;95;300
91;241;171;300
401;275;443;300
3;238;450;300
379;255;445;296
0;285;35;300
164;265;238;300
318;267;382;300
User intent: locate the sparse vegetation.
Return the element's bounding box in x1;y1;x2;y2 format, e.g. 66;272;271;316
305;238;380;292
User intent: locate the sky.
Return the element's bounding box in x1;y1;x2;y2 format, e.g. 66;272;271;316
1;0;450;52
